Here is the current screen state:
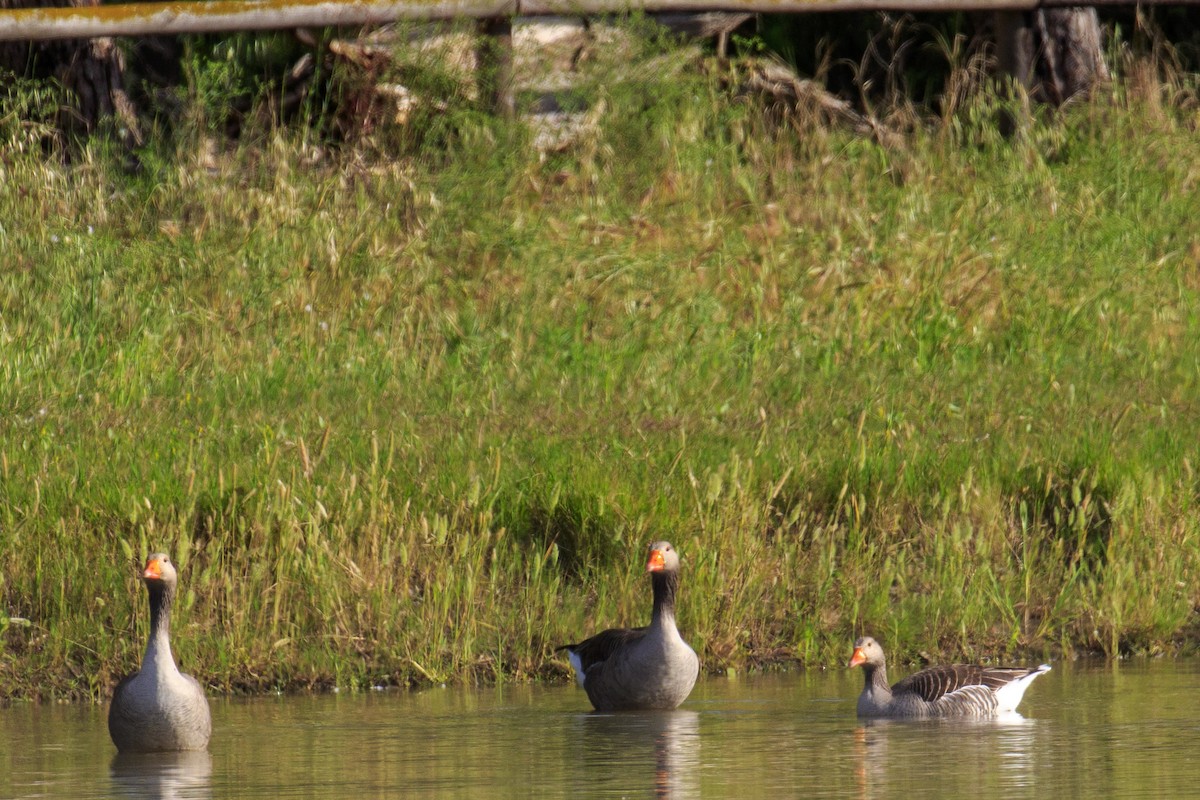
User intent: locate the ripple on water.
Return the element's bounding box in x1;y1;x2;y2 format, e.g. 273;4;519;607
2;661;1200;798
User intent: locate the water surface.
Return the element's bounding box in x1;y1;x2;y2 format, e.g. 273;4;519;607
2;659;1197;798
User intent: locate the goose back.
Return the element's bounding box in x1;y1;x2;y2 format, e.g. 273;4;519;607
893;664;1047;699
578;622;698;711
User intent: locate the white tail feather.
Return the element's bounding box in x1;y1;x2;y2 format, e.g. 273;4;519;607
993;664;1051;713
566;649;587;688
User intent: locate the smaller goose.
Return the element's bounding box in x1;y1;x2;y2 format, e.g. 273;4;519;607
557;541;699;711
108;553;212;752
849;636;1050;719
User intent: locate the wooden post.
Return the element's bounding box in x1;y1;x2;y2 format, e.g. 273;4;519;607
477;16;514;117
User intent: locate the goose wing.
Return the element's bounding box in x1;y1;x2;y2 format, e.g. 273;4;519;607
894;664;1044;712
557;627;648;678
893;664;993;702
928;684;999;715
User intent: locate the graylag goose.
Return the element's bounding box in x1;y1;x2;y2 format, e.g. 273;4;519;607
108;553;212;752
557;541;699;711
849;636;1050;718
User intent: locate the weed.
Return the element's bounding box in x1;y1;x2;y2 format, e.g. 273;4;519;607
1;26;1199;699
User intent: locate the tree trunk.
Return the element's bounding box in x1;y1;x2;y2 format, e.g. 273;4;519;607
993;8;1109;107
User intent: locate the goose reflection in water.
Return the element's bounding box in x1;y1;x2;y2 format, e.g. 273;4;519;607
110;749;212;800
852;713;1039;800
572;709;700;798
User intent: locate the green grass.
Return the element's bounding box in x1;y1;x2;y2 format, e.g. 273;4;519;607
1;32;1199;700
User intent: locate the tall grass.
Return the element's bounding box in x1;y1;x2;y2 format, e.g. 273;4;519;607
1;28;1198;700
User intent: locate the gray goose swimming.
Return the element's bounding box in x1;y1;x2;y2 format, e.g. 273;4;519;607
848;636;1050;718
557;541;699;711
108;553;212;752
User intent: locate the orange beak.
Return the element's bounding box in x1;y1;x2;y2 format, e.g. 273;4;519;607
143;557;164;580
647;549;666;572
848;647;867;668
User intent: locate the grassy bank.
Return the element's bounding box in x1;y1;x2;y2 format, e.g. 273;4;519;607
1;35;1199;701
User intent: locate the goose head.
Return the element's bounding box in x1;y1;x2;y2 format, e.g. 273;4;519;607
848;636;886;669
142;553;179;589
646;541;681;574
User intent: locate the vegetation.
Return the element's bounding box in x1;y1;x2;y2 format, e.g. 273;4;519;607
1;25;1198;701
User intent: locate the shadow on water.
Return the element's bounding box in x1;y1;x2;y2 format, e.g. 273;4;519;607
570;710;700;798
109;750;212;800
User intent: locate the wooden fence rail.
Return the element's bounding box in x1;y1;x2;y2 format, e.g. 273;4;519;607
0;0;1188;43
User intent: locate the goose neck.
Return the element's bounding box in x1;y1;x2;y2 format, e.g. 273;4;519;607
650;569;680;627
863;661;891;698
144;580;177;671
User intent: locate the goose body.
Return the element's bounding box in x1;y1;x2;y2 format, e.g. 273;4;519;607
849;636;1050;719
558;541;699;711
108;553;212;752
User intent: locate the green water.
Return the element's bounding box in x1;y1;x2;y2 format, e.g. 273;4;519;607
2;660;1197;798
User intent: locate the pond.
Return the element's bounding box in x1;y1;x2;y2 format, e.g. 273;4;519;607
2;659;1197;798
